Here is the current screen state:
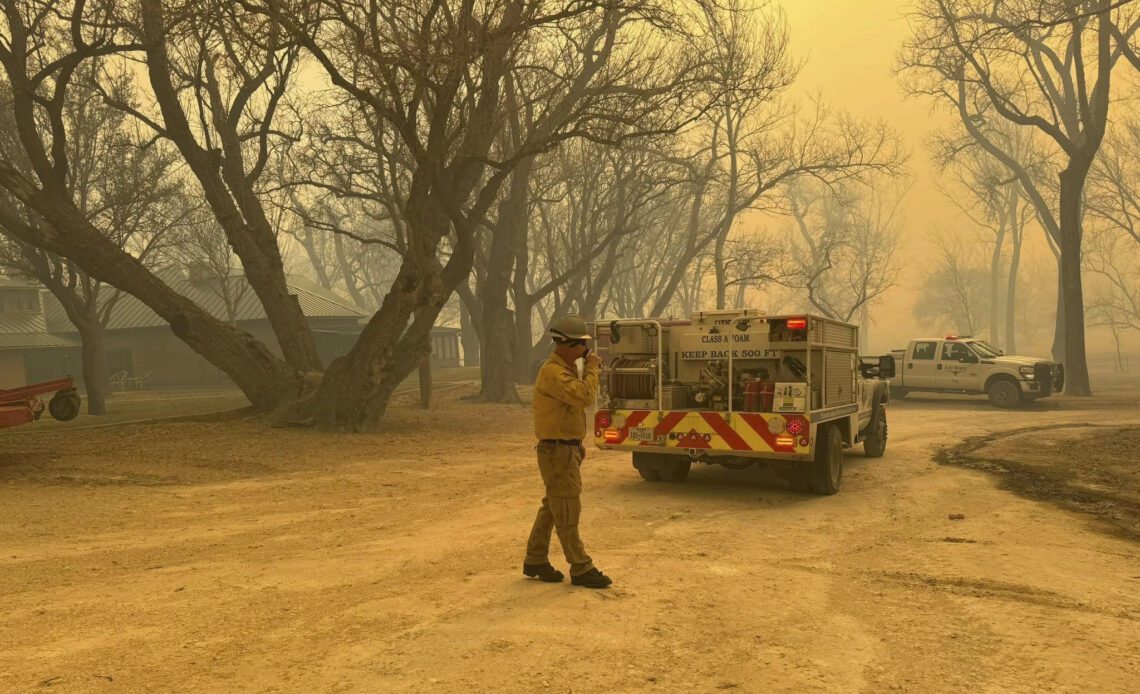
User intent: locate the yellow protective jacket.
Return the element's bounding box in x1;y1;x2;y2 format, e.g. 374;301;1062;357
533;353;599;441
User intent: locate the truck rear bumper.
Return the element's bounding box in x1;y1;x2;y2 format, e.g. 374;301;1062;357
594;409;813;459
597;443;814;462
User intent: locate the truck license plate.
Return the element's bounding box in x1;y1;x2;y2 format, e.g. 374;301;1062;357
630;427;655;441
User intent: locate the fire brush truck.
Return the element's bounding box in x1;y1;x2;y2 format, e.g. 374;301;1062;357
591;310;895;495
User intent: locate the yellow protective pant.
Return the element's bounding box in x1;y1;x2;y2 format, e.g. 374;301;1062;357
524;442;595;577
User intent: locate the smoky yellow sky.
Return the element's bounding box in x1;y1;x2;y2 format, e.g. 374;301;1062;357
777;1;965;352
764;0;1123;360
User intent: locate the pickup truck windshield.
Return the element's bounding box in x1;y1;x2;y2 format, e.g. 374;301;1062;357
967;340;1001;359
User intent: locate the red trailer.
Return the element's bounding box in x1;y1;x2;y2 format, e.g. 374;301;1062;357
0;377;82;429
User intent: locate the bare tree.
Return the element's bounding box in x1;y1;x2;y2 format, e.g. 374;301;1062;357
899;0;1140;395
1084;223;1140;367
932;119;1042;351
248;0;708;426
121;0;322;372
498;137;686;391
779;176;906;324
913;230;991;336
644;0;905;316
1086;118;1140;247
719;233;787;309
0;0;303;410
0;69;185;414
466;7;708;402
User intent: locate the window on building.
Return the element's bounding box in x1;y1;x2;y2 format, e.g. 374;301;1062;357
1;289;39;313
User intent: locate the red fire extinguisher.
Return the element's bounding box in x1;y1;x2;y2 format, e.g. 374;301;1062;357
744;380;774;412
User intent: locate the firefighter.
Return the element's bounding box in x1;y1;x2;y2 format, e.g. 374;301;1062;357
522;313;613;589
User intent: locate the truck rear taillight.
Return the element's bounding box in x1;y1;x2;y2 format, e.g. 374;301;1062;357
786;317;807;330
785;416;806;436
595;410;612;428
603;429;622;443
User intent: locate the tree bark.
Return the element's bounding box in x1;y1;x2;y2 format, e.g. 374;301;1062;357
1005;220;1021;355
1051;259;1066;366
1057;166;1092;395
458;287;482;367
989;214;1006;345
303;260;460;430
76;317;109;416
478;156;533;403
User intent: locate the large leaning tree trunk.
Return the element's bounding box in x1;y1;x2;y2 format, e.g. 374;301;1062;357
256;0;531;430
0;3;303;410
133;0;321;373
301;181;483;429
0;170;301;408
255;0;709;424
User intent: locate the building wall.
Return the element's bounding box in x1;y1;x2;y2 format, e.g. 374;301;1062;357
0;351;26;386
103;318;368;387
105;328;222;387
430;331;461;368
21;348;83;384
27;319;464;388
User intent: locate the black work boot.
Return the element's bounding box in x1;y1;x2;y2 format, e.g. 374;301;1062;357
523;562;564;583
570;568;612;589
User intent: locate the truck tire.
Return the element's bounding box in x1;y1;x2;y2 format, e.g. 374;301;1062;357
986;378;1022;409
797;424;842;495
862;406;888;458
632;452;662;482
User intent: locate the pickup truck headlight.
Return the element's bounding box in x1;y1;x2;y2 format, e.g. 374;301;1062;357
1018;366;1035;379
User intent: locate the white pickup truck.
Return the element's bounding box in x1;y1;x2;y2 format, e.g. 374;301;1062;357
885;336;1063;408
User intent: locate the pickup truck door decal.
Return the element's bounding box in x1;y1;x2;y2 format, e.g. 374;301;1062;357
938;342;982;390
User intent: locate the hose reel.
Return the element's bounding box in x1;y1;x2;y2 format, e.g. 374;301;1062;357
607;357;665;400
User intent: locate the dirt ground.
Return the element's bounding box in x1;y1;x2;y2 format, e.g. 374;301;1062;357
2;377;1140;693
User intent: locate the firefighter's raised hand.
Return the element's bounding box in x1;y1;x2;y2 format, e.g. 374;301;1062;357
586;351;603;369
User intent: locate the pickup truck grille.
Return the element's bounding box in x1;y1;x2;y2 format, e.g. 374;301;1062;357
1034;363;1064;393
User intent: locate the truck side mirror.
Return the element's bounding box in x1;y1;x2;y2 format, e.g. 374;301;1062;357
878;355;896;379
